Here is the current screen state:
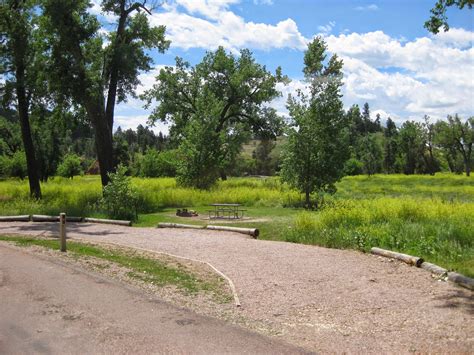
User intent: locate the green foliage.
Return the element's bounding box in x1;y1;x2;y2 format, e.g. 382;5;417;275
425;0;473;33
4;151;28;179
359;133;383;176
344;157;364;176
281;37;349;208
139;148;177;178
285;197;474;277
57;154;83;179
100;165;138;221
144;47;284;188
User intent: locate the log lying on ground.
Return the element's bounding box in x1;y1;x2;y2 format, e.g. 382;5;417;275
31;215;59;222
157;223;204;230
66;216;83;222
0;215;31;222
447;272;474;291
371;247;424;267
420;262;448;277
83;217;131;226
206;225;259;238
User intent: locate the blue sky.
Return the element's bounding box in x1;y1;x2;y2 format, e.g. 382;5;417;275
90;0;474;133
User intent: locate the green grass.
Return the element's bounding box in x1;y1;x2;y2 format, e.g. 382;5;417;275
0;173;473;277
0;235;230;299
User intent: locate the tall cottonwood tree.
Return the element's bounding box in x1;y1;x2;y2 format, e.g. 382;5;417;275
280;37;349;208
144;47;285;188
435;115;473;176
41;0;169;186
0;0;42;198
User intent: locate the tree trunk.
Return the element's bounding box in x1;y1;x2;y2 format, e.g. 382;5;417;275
14;33;41;199
86;102;115;187
305;189;310;209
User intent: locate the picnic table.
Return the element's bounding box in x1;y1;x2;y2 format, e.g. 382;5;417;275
208;203;245;220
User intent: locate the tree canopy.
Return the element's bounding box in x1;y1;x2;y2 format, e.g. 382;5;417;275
281;37;349;208
144;47;285;188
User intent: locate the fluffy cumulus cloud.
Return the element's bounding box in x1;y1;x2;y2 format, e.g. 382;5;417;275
148;0;307;51
101;0;471;130
323;29;474;122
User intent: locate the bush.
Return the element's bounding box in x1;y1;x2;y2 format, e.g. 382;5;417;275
344;157;364;176
8;151;27;179
57;154;83;179
139;149;178;177
100;165;138;221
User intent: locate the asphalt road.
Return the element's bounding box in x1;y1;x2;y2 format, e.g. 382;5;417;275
0;244;307;354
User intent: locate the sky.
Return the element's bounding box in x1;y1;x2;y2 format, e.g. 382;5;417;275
91;0;474;134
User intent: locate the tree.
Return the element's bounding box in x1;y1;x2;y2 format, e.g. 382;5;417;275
280;37;349;209
435;115;473;176
425;0;473;34
0;0;42;198
383;117;398;173
57;153;82;179
144;47;284;188
359;133;383;176
41;0;169;186
398;121;426;174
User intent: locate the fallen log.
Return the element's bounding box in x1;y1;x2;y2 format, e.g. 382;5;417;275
158;223;204;230
31;215;59;222
83;217;131;226
371;247;424;267
420;262;448;277
66;216;83;222
447;272;474;291
0;215;31;222
206;225;259;238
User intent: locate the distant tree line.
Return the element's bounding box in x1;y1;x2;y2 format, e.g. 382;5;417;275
0;0;472;206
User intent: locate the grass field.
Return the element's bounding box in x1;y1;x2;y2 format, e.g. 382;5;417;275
0;173;473;276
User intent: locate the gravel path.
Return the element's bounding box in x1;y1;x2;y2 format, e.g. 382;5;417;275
2;221;473;353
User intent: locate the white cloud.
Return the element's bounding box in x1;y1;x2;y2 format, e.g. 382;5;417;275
149;0;307;51
355;4;378;11
317;21;336;35
323;29;474;121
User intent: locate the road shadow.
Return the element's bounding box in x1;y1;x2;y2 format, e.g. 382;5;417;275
2;222;126;237
433;288;474;315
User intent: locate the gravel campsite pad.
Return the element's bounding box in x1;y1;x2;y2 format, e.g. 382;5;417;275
1;221;473;353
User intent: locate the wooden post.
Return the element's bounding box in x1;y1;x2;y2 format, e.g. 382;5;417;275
59;213;66;252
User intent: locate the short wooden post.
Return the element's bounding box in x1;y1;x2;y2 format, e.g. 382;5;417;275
59;213;67;252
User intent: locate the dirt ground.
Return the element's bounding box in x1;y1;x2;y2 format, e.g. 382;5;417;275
0;244;305;354
1;221;473;353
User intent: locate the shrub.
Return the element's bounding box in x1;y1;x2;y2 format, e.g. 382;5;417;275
344;157;364;176
57;154;83;179
100;165;138;221
8;151;27;179
140;149;178;177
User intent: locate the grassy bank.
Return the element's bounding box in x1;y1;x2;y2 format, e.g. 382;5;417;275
0;173;473;276
0;235;230;299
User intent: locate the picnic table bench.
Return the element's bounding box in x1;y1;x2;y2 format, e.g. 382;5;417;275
208;203;245;220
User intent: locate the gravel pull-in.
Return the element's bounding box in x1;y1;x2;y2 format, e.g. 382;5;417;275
1;221;473;353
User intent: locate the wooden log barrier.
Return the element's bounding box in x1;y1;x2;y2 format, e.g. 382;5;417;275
66;216;83;222
420;262;448;276
0;215;31;222
206;225;259;238
157;223;204;230
370;247;424;267
31;215;59;222
83;218;132;226
447;272;474;291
